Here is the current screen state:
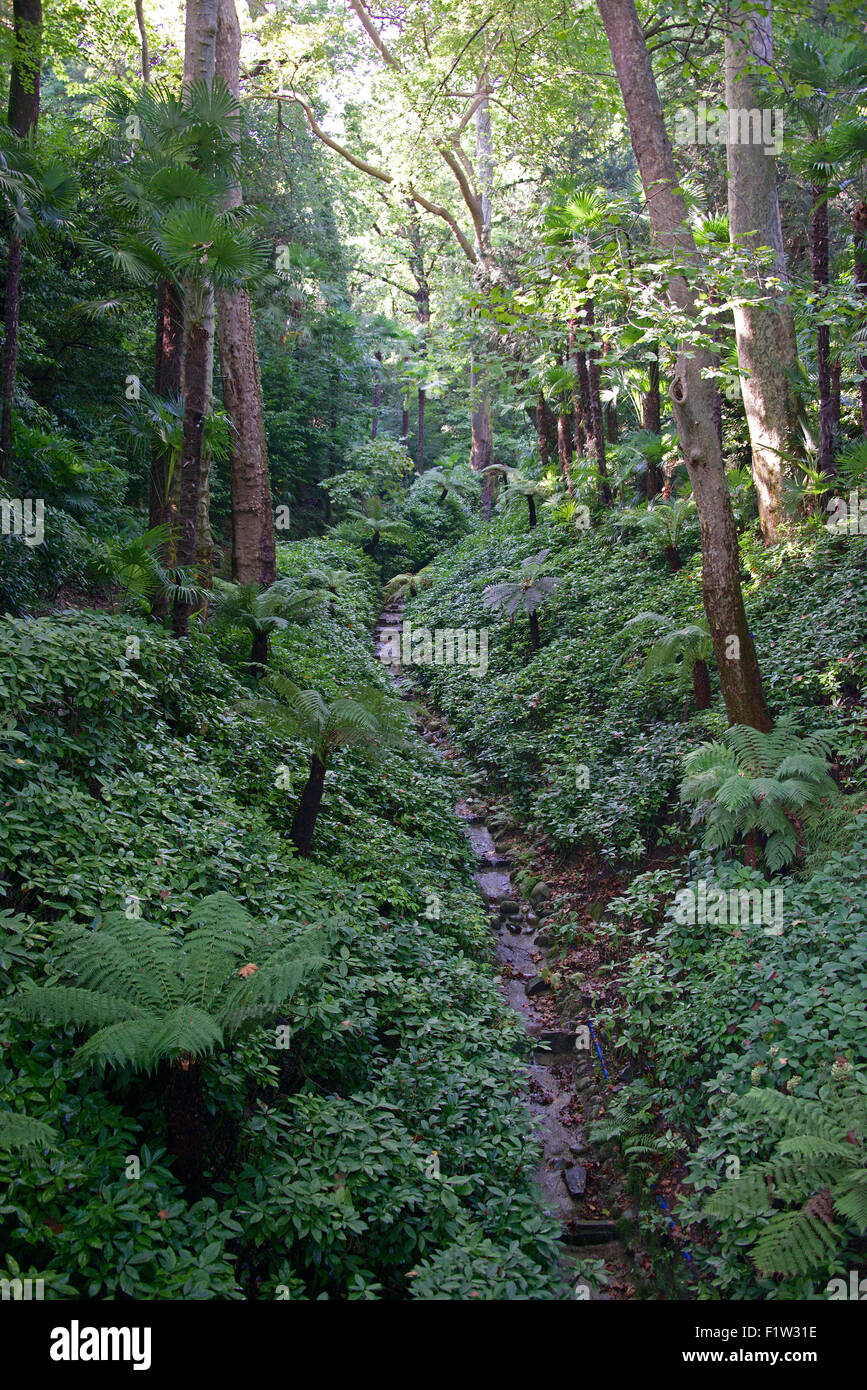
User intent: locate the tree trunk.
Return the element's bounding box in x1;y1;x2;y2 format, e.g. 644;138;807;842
692;657;711;711
183;0;219;595
643;350;663;498
596;0;772;731
527;493;537;529
372;349;382;438
855;201;867;436
173;315;208;636
417;386;426;473
471;362;494;514
557;411;574;495
535;392;551;468
528;610;540;652
663;544;682;573
811;181;835;477
250;628;269;671
150;278;184;619
569;318;587;458
0;0;42;479
470;94;495;515
164;1057;206;1198
8;0;41;137
134;0;150;81
584;299;612;503
725;1;801;543
290;754;326;857
215;0;276;586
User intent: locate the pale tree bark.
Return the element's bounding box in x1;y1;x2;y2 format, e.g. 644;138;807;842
725;0;801;542
134;0;150;82
855;200;867;435
185;0;218;593
174;0;219;636
596;0;772;731
0;0;41;479
471;92;495;513
215;0;276;585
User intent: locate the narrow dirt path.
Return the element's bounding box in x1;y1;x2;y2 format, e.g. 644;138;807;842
374;601;633;1299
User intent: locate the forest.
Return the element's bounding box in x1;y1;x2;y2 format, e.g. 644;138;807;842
1;0;867;1329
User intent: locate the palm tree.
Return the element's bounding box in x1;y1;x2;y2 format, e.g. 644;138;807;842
482;549;560;652
415;466;476;505
382;565;433;604
91;523;197;614
257;675;411;856
619;496;697;572
341;496;412;555
209;577;327;671
620;611;714;714
483;465;551;529
10;893;324;1192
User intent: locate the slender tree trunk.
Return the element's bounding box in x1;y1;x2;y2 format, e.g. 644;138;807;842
663;544;682;573
173;0;218;635
417;386;426;473
164;1058;206;1198
557;411;574;496
854;202;867;436
725;1;802;542
470;94;495;514
150;279;184;619
372;349;382;438
536;392;551;468
693;658;711;711
584;300;612;503
811;181;835;477
528;610;540;651
596;0;772;731
291;754;327;857
569;318;587;458
183;0;219;596
250;628;269;671
134;0;151;81
527;493;537;528
0;0;42;479
173;314;208;635
215;0;276;586
643;349;663;497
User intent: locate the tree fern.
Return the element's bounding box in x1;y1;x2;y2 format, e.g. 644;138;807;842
680;714;840;869
703;1078;867;1278
8;893;324;1190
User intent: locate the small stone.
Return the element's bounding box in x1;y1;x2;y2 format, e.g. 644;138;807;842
563;1164;588;1198
535;929;554;948
499;900;520;916
529;882;551;904
525;910;540;926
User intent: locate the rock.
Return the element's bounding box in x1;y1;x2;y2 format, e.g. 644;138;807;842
499;900;520;916
563;1164;588;1198
537;1029;577;1054
525;975;551;997
535;928;554;948
560;1220;618;1246
529;882;551;904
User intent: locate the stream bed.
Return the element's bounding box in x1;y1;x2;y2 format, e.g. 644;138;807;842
375;603;630;1297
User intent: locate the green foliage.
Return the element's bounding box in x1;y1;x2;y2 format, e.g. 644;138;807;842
258;675;412;765
703;1077;867;1279
9;893;324;1073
